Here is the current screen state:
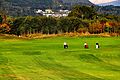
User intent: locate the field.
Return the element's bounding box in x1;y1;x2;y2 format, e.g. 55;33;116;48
0;36;120;80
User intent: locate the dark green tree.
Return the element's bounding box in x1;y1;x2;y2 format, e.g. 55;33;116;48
68;5;97;20
0;15;3;24
10;17;25;35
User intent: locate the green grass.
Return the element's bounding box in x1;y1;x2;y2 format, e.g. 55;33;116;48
0;36;119;80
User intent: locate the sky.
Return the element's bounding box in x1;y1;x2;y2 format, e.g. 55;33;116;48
89;0;117;4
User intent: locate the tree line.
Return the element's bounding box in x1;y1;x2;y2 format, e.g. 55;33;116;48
0;5;120;36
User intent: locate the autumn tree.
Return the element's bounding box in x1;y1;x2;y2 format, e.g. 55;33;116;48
0;23;10;33
89;20;103;34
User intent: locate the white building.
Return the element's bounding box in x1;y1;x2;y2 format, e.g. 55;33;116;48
35;9;71;17
45;9;54;14
35;9;43;14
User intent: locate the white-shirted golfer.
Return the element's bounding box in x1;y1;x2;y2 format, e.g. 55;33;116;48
64;42;68;49
96;42;99;49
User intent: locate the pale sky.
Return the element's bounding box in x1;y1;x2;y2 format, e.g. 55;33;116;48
89;0;117;4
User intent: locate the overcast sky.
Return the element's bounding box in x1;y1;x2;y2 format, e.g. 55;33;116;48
89;0;117;4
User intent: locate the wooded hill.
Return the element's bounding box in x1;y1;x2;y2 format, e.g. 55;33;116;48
0;0;93;16
0;0;120;16
0;0;93;8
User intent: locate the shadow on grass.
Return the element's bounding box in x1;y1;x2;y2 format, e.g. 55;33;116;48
23;51;44;55
33;56;104;80
0;55;19;80
77;54;120;72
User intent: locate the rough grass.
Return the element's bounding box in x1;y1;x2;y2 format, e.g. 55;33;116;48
0;36;119;80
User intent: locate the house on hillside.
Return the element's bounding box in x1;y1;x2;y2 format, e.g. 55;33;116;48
35;9;71;17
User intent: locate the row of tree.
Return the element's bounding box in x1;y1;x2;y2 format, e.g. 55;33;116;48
0;5;120;36
6;16;120;36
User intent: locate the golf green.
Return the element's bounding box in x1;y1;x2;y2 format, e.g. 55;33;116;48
0;36;119;80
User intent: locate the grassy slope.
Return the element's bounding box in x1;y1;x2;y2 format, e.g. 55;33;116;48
0;36;119;80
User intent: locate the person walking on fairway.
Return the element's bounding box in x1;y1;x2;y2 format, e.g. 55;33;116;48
96;42;99;49
84;42;88;48
64;42;68;49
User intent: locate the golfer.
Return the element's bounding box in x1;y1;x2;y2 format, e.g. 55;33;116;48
96;42;99;49
64;42;68;49
84;42;88;48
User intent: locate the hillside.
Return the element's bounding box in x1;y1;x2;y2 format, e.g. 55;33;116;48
99;0;120;6
0;0;120;16
0;0;93;16
1;0;93;7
